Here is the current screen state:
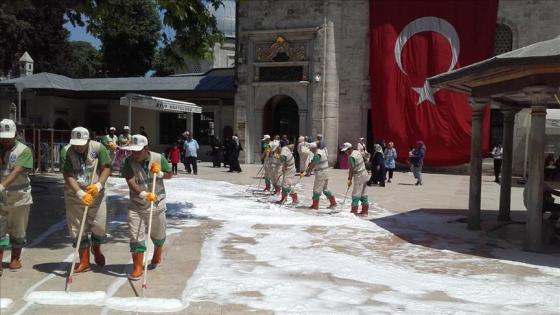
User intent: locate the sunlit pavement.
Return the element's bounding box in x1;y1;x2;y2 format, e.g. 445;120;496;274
1;162;559;314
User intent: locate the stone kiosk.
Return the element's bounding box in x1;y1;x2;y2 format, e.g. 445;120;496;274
429;36;560;252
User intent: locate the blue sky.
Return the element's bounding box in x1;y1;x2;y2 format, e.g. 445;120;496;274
64;14;175;49
65;22;101;48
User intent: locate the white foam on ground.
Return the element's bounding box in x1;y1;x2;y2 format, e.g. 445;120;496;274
25;291;106;306
105;297;183;313
158;178;560;314
0;298;13;309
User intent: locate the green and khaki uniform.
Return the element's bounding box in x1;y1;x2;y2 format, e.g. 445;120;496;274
310;149;334;201
63;141;111;248
101;134;118;162
262;143;272;188
280;146;296;194
121;152;171;253
349;150;369;207
271;152;283;190
118;134;131;147
0;141;33;249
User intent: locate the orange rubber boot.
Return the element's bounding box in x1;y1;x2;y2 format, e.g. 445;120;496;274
91;245;106;267
150;246;163;266
129;252;144;280
327;196;337;209
290;193;299;205
359;205;369;217
73;247;91;273
308;199;319;210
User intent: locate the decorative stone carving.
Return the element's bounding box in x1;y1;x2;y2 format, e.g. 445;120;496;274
256;36;307;62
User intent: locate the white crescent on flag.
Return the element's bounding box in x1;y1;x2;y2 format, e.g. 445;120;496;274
394;16;461;105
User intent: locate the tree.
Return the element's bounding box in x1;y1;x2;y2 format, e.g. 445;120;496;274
157;0;224;68
152;47;175;77
63;41;102;78
86;0;161;77
0;0;72;76
67;0;224;73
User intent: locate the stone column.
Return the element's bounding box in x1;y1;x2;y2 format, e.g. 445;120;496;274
467;98;489;230
498;107;517;221
523;86;554;252
254;110;264;162
323;0;341;165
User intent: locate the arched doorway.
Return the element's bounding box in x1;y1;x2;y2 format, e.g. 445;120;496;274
263;95;299;142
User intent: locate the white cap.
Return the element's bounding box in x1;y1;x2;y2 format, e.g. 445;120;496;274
262;134;271;141
109;126;116;131
269;140;280;151
0;119;16;139
340;142;353;152
125;134;148;151
123;126;130;130
70;127;90;145
308;142;317;149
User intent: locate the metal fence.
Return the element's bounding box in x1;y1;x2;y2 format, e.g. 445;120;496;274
21;129;98;174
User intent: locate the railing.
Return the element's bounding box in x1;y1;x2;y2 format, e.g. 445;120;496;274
20;129;98;174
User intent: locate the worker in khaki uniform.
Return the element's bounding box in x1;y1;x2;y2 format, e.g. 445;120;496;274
302;142;337;210
341;142;369;216
269;141;282;195
0;119;33;274
121;135;172;280
101;127;118;166
261;135;272;192
63;127;112;273
276;141;298;204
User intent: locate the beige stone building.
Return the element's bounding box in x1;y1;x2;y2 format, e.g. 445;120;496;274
234;0;560;167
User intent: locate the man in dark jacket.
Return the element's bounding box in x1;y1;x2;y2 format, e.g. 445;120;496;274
367;144;386;187
409;141;426;185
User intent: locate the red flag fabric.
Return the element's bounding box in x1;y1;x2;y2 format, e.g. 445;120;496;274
370;0;497;166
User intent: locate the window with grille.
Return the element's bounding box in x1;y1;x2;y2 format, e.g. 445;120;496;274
494;23;513;56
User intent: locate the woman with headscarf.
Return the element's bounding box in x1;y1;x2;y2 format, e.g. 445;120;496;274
367;144;386;187
228;135;242;173
384;141;397;183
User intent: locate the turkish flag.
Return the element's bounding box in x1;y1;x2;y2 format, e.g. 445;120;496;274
370;0;497;166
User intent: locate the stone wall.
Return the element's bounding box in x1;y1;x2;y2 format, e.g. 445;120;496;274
236;0;370;164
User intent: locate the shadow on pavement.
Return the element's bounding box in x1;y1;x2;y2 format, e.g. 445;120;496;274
372;208;560;269
32;261;130;278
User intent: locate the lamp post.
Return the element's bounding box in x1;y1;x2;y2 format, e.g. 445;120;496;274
14;82;24;125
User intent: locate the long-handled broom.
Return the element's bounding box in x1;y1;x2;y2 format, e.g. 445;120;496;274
141;172;158;296
66;159;99;292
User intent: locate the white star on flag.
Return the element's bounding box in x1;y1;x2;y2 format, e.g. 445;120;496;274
412;80;439;105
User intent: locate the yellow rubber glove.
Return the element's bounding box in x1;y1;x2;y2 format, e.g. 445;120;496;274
76;190;93;206
300;172;305;179
146;192;157;202
86;182;103;196
140;191;157;202
150;162;161;174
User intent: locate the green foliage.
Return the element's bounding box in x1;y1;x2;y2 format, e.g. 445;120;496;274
152;47;175;77
0;0;72;75
0;0;225;77
158;0;224;68
69;0;225;72
63;41;102;78
86;0;161;76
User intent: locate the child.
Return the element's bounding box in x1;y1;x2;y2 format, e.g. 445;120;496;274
168;142;181;175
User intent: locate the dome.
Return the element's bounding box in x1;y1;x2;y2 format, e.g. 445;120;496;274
208;0;235;38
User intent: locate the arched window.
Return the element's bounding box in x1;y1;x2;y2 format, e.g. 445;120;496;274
494;23;513;55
